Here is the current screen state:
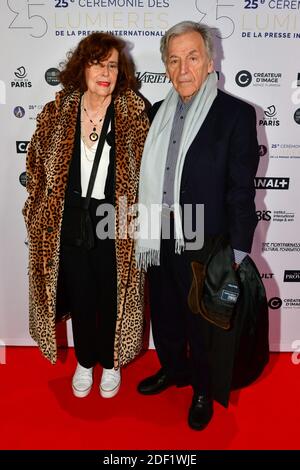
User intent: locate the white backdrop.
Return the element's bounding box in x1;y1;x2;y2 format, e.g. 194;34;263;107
0;0;299;353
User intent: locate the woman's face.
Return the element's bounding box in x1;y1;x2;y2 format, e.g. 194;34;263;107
85;48;119;98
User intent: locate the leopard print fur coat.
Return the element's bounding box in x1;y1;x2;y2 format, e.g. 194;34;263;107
23;88;149;367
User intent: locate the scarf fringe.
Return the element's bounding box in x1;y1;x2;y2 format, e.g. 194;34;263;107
135;239;185;271
175;238;185;254
135;249;160;271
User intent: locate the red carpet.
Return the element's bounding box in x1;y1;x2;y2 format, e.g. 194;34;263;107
0;347;299;450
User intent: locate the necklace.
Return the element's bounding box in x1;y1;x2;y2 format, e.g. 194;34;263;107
82;100;103;142
81;136;97;162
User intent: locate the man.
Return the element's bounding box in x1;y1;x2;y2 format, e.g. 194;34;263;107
135;21;260;430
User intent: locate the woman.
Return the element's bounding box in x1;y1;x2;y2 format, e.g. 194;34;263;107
23;33;149;398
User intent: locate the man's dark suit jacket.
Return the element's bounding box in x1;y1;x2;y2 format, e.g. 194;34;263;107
150;89;259;253
149;89;263;406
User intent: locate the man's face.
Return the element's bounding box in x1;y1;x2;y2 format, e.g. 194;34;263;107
166;31;214;102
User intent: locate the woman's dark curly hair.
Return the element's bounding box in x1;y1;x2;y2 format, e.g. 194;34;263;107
59;32;135;96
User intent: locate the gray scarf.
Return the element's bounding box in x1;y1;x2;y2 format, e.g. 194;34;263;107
135;72;218;270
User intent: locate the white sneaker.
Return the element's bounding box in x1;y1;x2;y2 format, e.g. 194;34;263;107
100;367;121;398
72;363;93;398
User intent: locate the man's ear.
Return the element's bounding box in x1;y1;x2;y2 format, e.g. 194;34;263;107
208;60;214;74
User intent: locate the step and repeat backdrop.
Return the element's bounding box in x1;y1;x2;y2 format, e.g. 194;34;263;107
0;0;299;353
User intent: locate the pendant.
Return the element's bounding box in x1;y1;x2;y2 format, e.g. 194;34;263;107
89;131;99;142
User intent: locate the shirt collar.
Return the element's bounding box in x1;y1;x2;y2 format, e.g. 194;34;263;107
177;93;196;113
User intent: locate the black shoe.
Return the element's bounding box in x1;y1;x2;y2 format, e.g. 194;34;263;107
137;368;189;395
188;393;213;431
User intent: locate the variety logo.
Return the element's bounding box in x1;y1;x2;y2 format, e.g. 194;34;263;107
254;177;289;189
16;141;29;154
45;68;60;86
13;106;25;118
284;270;300;282
11;66;32;88
259;105;280;126
297;73;300;87
136;71;170;84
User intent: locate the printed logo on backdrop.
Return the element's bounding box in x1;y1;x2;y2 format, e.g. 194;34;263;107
16;141;29;154
53;0;170;38
7;0;48;38
45;68;60;86
270;143;300;159
268;297;282;310
11;66;32;88
294;108;300;125
254;177;289;189
14;66;26;79
235;70;282;87
261;272;274;279
136;72;170;84
268;297;300;311
241;0;300;40
269;297;300;309
135;70;220;89
262;242;300;252
256;210;271;221
258;144;268;156
19;171;27;188
259;105;280;126
195;1;300;42
291;73;300;105
235;70;252;87
257;209;295;223
195;0;236;39
26;104;44;121
284;270;300;282
13;106;25;118
6;0;300;40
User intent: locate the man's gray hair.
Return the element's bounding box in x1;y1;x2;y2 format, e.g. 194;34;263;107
160;21;215;64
